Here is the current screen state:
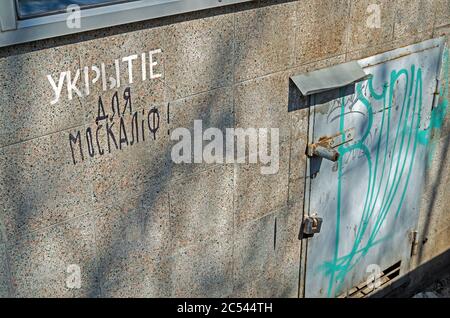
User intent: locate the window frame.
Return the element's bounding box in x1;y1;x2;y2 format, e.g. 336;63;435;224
0;0;253;48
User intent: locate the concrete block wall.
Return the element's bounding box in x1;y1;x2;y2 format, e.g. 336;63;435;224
0;0;449;297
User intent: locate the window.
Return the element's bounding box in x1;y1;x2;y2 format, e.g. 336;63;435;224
17;0;137;19
0;0;253;47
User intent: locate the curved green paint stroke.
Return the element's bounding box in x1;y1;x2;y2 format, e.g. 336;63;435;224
369;67;417;239
349;70;410;269
321;63;427;298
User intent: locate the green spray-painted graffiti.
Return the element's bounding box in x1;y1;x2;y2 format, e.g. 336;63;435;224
318;47;449;297
418;48;449;162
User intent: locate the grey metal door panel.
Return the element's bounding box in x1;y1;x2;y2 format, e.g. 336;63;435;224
305;38;446;298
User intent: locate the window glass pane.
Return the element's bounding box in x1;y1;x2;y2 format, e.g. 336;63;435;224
17;0;136;19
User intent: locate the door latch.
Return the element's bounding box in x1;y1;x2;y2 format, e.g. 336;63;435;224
300;215;323;239
307;141;339;162
306;128;355;162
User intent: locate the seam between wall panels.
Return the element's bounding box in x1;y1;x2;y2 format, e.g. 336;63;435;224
0;122;87;151
297;103;311;298
4;210;96;247
301;97;315;298
391;0;397;43
2;51;88;297
234;52;347;88
286;87;299;298
77;48;101;298
1;241;13;297
287;0;300;294
231;7;237;295
76;47;96;218
4;208;96;297
431;0;438;37
344;0;352;56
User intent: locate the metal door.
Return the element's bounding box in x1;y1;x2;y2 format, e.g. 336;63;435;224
304;38;446;298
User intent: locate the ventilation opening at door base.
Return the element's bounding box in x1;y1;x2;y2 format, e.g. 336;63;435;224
339;261;402;298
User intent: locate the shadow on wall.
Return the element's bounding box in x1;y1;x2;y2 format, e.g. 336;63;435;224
0;0;301;297
417;48;450;264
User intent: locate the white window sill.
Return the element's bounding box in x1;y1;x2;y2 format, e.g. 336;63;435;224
0;0;253;48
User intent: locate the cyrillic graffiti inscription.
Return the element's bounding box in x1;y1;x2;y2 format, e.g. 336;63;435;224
68;87;161;165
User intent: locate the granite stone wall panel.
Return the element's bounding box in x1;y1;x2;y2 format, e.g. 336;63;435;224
168;87;234;180
170;237;233;297
164;14;234;100
435;0;450;28
0;244;10;297
7;214;98;298
296;0;350;65
234;2;297;82
234;71;291;143
0;45;83;148
348;0;396;51
169;166;234;252
393;0;436;39
234;141;290;226
0;129;93;240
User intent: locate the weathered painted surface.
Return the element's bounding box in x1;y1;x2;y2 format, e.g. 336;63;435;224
305;38;447;298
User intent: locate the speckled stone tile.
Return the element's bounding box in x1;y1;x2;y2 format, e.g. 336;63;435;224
234;141;289;226
348;0;395;51
0;219;6;244
231;276;274;297
141;183;171;252
288;110;307;210
296;0;350;65
0;244;10;298
419;138;450;237
233;212;276;288
169;165;233;251
170;237;233;297
7;214;99;298
346;31;434;61
168;87;234;180
289;109;309;181
0;128;93;239
96;184;170;290
275;207;301;267
78;27;166;124
290;103;309;142
435;0;450;28
95;199;145;286
233;206;300;297
164;14;234;100
0;44;83;148
234;71;291;144
288;176;306;211
393;0;435;39
234;2;297;82
101;264;171;298
76;28;170;210
88;101;171;210
290;54;346;76
231;267;298;298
